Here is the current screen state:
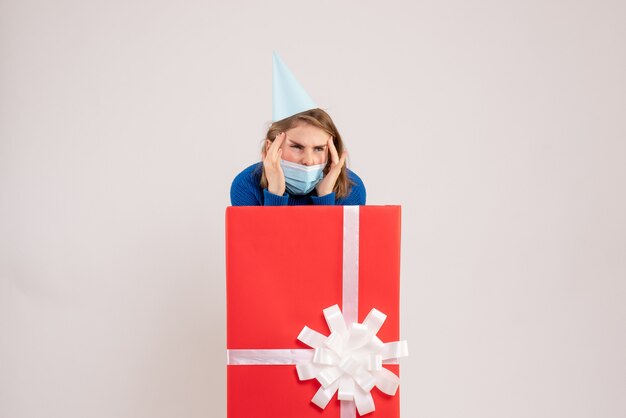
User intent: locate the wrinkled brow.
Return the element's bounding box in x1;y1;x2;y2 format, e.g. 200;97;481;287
287;138;328;148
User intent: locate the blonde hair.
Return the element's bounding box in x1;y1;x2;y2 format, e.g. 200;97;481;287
260;108;353;198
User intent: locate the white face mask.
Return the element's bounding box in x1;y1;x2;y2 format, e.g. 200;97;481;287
280;159;326;195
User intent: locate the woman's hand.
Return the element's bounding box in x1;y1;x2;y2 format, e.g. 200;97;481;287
316;136;347;197
263;132;286;196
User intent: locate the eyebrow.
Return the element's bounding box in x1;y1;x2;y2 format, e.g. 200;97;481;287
287;139;328;148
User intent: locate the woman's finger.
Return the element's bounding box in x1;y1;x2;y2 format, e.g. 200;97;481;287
276;133;286;162
338;150;347;169
273;132;286;151
326;152;347;183
272;134;286;163
327;136;339;165
267;132;284;158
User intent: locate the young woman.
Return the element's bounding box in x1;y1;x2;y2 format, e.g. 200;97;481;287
230;108;366;206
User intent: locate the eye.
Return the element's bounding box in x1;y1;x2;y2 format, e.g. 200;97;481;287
290;144;303;150
314;146;325;152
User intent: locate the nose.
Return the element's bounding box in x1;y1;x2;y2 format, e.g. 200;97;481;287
301;150;314;166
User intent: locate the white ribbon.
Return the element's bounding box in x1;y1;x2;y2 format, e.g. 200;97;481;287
342;206;360;326
226;206;408;417
296;304;408;416
227;349;313;365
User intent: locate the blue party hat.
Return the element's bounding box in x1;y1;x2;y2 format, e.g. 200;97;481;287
272;52;317;122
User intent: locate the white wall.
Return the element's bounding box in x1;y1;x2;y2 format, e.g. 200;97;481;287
1;1;625;417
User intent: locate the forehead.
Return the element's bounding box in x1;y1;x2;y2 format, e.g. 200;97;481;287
286;123;329;145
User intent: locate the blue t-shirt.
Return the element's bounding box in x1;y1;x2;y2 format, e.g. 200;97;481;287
230;162;366;206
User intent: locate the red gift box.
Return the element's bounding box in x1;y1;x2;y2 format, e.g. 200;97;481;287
226;206;403;418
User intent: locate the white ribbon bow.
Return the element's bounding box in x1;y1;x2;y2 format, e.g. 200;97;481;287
296;304;409;416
